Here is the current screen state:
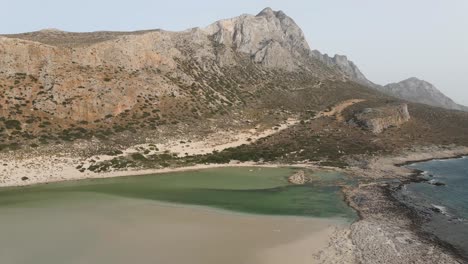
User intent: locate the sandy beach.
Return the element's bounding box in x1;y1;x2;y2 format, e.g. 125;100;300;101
0;192;348;264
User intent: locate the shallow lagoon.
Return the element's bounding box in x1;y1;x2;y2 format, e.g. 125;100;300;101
0;167;356;264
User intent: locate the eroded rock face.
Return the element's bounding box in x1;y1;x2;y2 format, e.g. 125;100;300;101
203;7;311;70
0;8;342;125
352;104;410;134
288;170;310;185
310;50;376;88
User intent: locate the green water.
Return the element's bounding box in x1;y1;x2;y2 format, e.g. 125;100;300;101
0;167;356;219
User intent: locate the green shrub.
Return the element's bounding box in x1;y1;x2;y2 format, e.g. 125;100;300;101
4;120;21;130
131;153;147;161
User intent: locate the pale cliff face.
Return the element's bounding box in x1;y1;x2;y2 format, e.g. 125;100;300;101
0;32;184;122
310;50;376;88
353;104;411;134
202;7;311;70
0;8;345;124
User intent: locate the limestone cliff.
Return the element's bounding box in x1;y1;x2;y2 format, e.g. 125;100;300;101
310;50;377;88
203;7;311;70
0;8;342;125
352;104;410;134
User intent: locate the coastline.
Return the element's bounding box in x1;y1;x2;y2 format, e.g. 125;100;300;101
1;146;468;263
0;160;326;188
382;180;468;262
319;146;468;263
389;157;468;262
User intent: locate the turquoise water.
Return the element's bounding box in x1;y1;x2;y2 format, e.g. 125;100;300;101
0;167;356;219
396;157;468;258
0;167;358;264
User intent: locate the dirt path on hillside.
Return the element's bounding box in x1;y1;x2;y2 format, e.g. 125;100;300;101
317;99;366;122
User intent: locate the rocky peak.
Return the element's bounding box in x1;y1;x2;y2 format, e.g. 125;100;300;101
203;8;310;70
383;78;468;111
256;7;276;17
398;77;438;91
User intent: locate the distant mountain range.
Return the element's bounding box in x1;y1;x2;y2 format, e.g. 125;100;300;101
311;50;467;112
381;78;468;111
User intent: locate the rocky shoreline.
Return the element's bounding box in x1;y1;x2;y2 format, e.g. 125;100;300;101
392;157;468;261
321;148;468;264
316;182;464;263
385;182;467;262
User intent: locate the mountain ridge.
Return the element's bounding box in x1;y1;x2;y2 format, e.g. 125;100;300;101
382;77;468;111
0;7;382;150
1;7;465;115
6;7;464;114
0;7;467;153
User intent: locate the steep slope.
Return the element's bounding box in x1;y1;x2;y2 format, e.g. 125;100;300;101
382;78;468;111
0;8;384;151
0;8;333;121
1;7;467;156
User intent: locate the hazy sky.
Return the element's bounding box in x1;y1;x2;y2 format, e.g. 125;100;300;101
2;0;467;105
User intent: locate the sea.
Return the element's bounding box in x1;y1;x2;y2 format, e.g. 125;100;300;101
394;156;468;259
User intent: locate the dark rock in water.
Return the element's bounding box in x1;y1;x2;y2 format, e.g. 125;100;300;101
428;179;446;186
21;176;29;181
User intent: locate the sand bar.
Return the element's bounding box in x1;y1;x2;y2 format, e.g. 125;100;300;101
0;193;348;264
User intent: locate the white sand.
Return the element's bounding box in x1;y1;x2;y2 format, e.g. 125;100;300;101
0;118;300;187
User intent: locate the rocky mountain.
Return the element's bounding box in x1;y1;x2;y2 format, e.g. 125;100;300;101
310;50;377;88
204;7;310;70
0;8;336;122
0;7;384;150
307;43;467;112
310;53;468;112
0;7;467;154
382;78;468;111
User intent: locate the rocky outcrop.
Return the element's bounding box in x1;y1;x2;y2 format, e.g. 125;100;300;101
352;104;410;134
202;7;312;70
382;78;468;111
311;50;377;88
288;170;310;185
